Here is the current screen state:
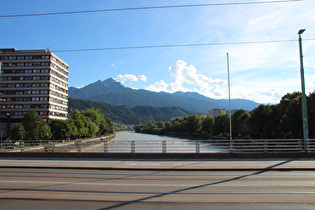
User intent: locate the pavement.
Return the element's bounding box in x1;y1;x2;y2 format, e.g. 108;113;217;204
1;157;315;170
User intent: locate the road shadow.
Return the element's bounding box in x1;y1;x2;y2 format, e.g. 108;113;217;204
101;158;296;210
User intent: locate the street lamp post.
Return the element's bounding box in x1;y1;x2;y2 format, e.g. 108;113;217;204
298;29;309;153
1;131;3;150
226;53;233;152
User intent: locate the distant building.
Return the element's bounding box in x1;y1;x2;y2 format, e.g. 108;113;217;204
0;48;69;136
198;114;207;118
208;109;226;118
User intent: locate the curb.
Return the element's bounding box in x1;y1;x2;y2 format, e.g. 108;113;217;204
1;165;315;171
1;152;315;159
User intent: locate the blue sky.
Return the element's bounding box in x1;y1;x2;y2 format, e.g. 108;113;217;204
1;0;314;104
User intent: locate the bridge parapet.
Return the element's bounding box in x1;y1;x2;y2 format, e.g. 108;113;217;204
1;138;314;154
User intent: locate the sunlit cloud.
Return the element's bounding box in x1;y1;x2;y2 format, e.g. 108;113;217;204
230;86;287;104
138;75;147;82
115;74;138;83
168;60;226;90
146;80;169;92
145;60;228;97
115;74;148;83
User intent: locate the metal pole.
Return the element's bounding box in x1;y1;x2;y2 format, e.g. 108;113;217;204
227;53;233;152
0;64;2;150
298;29;309;153
1;131;2;150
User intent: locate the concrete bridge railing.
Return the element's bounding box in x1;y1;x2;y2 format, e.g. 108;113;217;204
1;138;314;153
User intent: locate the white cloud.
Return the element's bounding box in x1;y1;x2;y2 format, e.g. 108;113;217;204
307;74;315;91
115;74;138;83
143;60;229;98
169;81;184;92
115;74;148;83
202;85;226;99
147;60;297;104
168;60;226;92
146;80;169;92
230;86;286;104
138;75;147;82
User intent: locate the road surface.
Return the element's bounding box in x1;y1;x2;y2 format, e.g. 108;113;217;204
1;167;315;209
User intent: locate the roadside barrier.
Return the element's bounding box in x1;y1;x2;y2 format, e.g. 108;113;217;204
0;138;314;153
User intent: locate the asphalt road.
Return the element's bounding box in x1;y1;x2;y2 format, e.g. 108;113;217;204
1;168;315;209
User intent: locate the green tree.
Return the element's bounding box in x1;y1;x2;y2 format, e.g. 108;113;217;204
201;117;214;136
157;122;166;130
50;120;73;140
232;109;250;138
85;117;99;137
248;105;274;138
104;116;115;134
213;114;229;136
83;108;108;135
277;92;303;138
307;91;315;138
173;118;187;134
22;110;52;140
39;122;53;140
186;115;203;135
170;119;182;134
69;110;88;138
69;109;114;138
9;124;26;140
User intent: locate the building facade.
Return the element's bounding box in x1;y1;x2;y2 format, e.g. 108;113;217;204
0;48;69;135
208;108;226;118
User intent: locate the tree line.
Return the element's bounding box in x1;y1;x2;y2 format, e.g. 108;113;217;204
135;92;315;139
9;108;115;140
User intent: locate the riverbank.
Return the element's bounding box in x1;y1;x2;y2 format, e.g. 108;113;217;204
134;130;225;141
3;134;115;153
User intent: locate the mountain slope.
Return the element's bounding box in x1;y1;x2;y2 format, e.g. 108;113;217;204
170;91;259;111
69;78;260;113
68;98;195;124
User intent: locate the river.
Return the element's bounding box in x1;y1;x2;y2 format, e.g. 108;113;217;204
83;131;226;153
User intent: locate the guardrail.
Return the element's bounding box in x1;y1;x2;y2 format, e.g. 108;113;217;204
0;138;314;153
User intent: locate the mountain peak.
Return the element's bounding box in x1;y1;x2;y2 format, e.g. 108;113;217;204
102;77;115;84
101;78;124;89
68;78;124;100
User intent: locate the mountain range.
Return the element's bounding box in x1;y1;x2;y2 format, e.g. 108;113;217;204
68;78;260;114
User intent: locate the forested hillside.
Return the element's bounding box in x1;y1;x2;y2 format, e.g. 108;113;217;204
68;98;196;124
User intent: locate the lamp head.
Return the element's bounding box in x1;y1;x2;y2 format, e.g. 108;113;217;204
298;29;306;35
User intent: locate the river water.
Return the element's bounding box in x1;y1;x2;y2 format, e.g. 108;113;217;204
83;131;226;153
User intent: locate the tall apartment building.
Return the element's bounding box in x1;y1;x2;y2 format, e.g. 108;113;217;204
0;48;69;135
208;108;226;118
